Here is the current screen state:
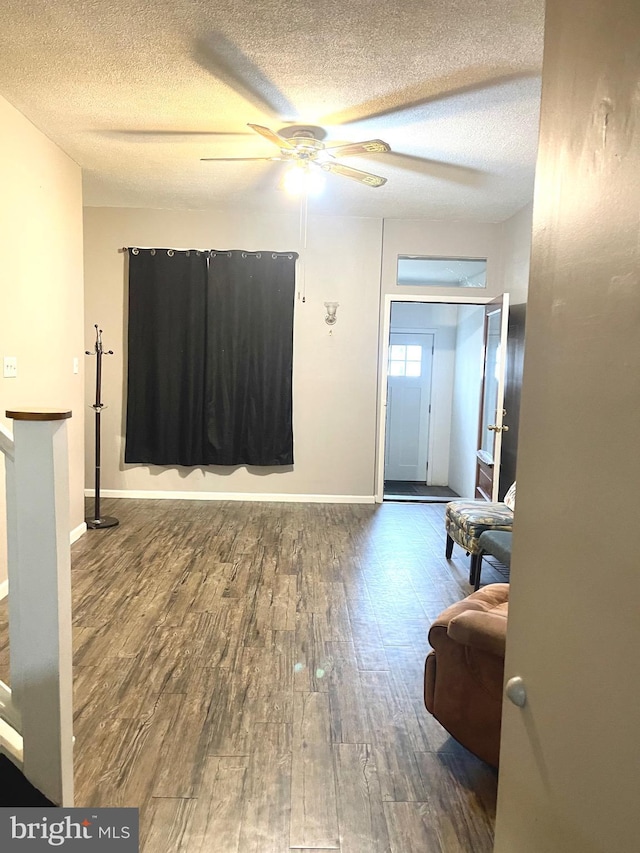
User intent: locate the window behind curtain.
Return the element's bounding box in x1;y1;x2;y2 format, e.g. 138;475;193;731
125;248;297;467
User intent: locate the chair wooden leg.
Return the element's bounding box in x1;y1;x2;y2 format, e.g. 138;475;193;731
445;534;454;559
474;552;484;591
469;552;481;586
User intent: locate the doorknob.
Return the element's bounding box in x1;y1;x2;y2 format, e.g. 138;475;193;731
488;424;509;432
505;676;527;707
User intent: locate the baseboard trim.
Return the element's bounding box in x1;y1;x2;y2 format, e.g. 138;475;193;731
84;488;375;505
70;522;87;544
0;580;7;602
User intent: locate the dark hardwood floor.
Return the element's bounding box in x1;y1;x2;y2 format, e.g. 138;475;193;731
1;498;505;851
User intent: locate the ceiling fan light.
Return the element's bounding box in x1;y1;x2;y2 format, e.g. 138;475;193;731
283;164;325;196
305;168;326;196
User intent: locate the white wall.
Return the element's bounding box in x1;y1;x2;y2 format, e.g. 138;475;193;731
83;209;522;502
0;95;85;584
83;207;383;499
389;302;457;485
381;218;504;299
448;304;485;497
499;203;533;305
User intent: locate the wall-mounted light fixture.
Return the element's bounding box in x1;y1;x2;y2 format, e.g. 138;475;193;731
324;302;339;325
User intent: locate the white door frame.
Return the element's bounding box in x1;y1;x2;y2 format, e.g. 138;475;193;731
375;294;495;503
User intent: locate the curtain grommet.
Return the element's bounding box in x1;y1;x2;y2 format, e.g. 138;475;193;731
131;247;139;255
167;249;174;257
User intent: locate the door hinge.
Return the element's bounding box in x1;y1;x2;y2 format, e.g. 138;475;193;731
429;404;431;413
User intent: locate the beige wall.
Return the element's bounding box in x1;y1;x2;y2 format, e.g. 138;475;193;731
0;95;85;584
495;0;640;848
83;207;383;499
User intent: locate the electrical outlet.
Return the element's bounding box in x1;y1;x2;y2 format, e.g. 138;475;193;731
3;356;17;378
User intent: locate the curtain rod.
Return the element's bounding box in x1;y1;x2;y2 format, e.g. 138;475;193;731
120;247;298;259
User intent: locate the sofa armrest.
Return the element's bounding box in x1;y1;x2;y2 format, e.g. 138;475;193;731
447;610;507;658
428;583;509;636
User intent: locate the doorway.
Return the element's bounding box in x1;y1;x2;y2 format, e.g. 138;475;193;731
378;296;492;503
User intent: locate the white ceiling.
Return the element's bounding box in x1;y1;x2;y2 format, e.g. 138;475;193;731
0;0;545;221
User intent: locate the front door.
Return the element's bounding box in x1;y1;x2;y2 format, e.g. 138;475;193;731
384;332;434;482
475;294;510;501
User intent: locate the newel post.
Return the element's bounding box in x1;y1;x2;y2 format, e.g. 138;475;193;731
6;409;74;806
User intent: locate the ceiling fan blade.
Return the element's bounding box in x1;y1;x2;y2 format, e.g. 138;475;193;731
200;156;283;162
98;130;255;144
194;33;299;121
325;139;391;157
322;162;387;187
247;124;295;149
319;67;540;125
386;151;485;186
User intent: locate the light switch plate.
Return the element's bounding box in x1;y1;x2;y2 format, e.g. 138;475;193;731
3;356;17;378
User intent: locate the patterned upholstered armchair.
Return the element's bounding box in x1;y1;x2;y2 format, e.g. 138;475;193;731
445;483;516;586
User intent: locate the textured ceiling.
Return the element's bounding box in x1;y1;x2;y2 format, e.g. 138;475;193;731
0;0;545;221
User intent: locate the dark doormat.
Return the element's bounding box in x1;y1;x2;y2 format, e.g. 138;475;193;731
384;481;460;500
0;754;56;806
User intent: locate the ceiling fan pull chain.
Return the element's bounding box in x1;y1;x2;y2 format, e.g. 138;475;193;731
298;190;309;303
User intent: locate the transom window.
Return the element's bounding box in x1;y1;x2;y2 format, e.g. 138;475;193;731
388;344;422;377
397;256;487;288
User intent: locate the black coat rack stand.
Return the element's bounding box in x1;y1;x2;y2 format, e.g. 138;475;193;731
85;325;119;529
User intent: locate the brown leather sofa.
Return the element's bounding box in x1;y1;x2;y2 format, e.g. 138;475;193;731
424;583;509;768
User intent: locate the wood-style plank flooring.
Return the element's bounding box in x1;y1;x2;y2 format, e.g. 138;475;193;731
1;498;504;851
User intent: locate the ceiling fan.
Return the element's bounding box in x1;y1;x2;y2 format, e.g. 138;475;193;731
201;123;391;188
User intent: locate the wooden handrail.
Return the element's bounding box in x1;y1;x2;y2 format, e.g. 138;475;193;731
6;409;72;421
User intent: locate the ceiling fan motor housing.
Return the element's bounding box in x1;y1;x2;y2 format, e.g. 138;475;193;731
278;124;327;141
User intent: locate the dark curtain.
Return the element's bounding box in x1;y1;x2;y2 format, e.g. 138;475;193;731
126;249;208;465
125;248;296;467
206;252;296;465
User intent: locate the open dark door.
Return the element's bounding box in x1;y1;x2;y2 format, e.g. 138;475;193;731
498;303;526;499
475;294;510;501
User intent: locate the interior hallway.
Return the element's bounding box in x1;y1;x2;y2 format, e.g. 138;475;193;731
1;499;503;850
